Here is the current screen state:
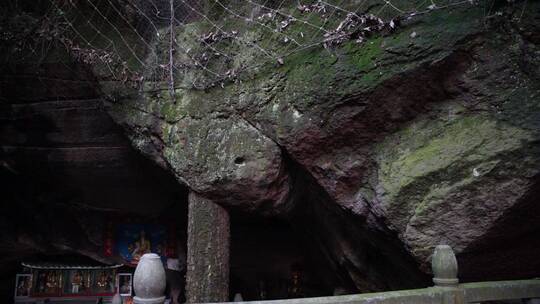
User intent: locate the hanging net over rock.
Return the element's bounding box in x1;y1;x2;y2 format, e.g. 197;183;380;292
1;0;514;93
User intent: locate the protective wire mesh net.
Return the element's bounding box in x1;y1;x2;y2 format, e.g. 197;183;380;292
2;0;503;92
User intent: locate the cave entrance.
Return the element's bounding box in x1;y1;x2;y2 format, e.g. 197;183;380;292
229;215;335;301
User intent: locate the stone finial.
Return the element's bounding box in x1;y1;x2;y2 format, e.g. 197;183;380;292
133;253;167;304
432;245;459;287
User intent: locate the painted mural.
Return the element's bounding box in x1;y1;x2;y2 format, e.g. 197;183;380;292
116;224;167;265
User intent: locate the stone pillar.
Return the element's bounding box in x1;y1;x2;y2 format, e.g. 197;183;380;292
133;253;167;304
185;192;230;303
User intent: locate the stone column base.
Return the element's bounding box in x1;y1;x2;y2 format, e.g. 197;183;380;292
133;296;166;304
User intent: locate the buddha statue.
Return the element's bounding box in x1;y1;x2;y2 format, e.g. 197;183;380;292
72;271;83;294
97;271;109;291
45;271;58;293
288;265;304;298
131;230;152;262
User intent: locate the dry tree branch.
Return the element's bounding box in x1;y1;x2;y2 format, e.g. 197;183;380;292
169;0;176;103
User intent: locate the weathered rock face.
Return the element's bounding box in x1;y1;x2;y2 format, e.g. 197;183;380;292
2;0;540;298
107;84;292;214
105;0;540;290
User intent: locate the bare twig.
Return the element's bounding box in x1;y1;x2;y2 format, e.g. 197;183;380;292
169;0;176;103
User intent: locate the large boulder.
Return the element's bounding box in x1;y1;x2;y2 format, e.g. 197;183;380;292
110;0;540;270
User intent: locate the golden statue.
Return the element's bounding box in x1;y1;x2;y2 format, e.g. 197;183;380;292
45;271;58;293
72;271;82;293
96;271;110;291
131;230;151;262
288;266;304;298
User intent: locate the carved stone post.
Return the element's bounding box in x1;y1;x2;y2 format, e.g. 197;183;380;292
432;245;464;304
432;244;459;287
185;192;230;303
133;253;167;304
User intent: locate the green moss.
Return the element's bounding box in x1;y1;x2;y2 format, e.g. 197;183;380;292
345;37;383;71
376;111;535;229
381;116;531;194
160;101;184;123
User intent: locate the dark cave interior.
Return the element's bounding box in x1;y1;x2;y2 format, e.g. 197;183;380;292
0;131;342;303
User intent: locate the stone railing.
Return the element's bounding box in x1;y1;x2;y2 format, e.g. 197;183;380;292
131;246;540;304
